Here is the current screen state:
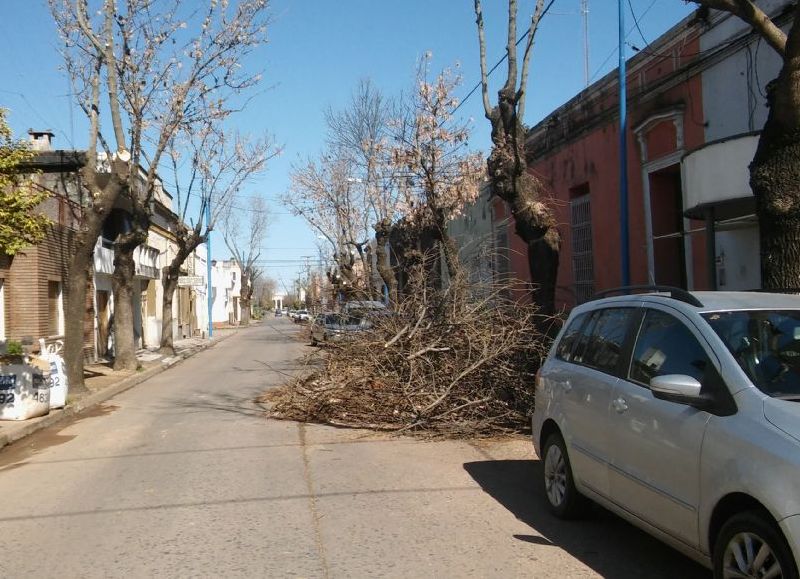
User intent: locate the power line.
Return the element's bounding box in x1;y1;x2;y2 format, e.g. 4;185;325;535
452;0;558;116
589;0;658;83
627;0;650;49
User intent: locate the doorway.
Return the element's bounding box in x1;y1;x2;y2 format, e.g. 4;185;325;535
96;290;111;358
649;165;687;288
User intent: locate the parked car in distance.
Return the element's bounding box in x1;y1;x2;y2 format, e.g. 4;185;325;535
293;310;310;323
532;288;800;578
310;313;369;345
342;300;387;315
274;309;282;317
288;309;297;319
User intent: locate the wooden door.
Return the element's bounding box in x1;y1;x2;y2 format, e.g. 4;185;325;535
96;290;110;357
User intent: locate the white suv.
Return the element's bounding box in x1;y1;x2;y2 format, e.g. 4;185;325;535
532;288;800;578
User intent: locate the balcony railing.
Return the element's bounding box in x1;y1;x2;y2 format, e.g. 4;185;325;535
135;245;160;279
94;238;160;279
93;238;114;275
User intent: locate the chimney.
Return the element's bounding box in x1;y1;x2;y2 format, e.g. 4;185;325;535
28;129;55;151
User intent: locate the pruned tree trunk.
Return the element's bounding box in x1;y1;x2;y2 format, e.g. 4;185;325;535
240;297;252;324
391;220;426;295
63;237;95;393
753;29;800;288
374;218;397;303
159;235;201;355
160;272;179;356
112;231;144;371
240;269;253;325
487;96;560;315
64;255;90;390
474;0;560;314
432;206;463;287
64;163;124;392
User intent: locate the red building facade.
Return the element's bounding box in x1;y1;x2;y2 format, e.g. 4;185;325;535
495;10;714;309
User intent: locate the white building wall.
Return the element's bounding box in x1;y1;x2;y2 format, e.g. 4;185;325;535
192;243;209;335
715;228;761;290
691;4;788;290
210;260;241;325
701;1;786;142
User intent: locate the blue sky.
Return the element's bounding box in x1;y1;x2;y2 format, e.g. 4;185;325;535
0;0;695;289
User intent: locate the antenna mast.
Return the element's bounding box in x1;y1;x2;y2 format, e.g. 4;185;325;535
581;0;590;87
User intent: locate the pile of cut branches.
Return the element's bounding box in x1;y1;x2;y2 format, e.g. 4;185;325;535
263;271;556;438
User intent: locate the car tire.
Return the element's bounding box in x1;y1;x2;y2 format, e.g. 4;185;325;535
541;433;589;519
713;510;798;579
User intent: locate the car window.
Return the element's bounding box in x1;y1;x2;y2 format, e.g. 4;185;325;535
555;312;589;362
579;308;634;374
703;309;800;398
571;310;599;363
630;309;710;386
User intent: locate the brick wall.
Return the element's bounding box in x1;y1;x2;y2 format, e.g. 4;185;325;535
0;225;95;360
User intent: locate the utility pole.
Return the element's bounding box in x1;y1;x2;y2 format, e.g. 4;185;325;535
205;199;213;338
618;0;630;286
301;255;312;308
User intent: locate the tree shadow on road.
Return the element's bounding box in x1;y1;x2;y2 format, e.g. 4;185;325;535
463;459;710;579
167;389;268;419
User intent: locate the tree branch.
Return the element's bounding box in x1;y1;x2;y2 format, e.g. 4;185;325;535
473;0;493;118
518;0;545;120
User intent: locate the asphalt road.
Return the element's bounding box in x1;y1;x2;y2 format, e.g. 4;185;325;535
0;319;711;578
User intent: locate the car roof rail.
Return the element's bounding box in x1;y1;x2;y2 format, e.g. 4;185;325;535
592;285;704;307
749;288;800;294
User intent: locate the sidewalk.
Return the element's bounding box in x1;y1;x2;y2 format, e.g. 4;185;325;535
0;328;240;451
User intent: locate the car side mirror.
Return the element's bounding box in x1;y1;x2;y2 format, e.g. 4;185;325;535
650;374;709;408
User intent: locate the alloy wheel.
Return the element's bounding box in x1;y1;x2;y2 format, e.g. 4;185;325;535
544;443;567;507
722;531;783;579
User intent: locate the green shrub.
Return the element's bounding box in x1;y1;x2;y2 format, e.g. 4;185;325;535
5;340;23;355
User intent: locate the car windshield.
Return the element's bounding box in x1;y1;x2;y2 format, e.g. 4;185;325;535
703;310;800;399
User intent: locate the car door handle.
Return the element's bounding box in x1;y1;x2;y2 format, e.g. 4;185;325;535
612;397;628;413
557;380;572;393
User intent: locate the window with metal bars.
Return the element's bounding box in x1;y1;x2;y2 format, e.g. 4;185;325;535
570;190;594;304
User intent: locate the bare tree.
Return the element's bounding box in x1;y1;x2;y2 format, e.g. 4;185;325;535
51;0;269;387
326;80;401;302
221;196;269;325
687;1;800;288
160;125;276;354
389;56;484;285
285;153;372;299
253;276;276;309
474;0;560;314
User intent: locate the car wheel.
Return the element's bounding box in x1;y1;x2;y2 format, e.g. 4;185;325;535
542;433;588;519
713;510;798;579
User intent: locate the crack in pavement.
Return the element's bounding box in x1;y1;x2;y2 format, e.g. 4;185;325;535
299;422;331;579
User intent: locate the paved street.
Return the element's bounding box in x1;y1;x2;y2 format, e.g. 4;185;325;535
0;320;710;578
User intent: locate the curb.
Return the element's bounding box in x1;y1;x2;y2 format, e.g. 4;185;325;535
0;331;237;451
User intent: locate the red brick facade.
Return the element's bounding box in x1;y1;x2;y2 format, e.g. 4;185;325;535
0;171;96;360
495;14;710;310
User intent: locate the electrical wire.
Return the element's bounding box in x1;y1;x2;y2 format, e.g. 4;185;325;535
627;0;650;49
754;35;767;99
589;0;657;82
451;0;558;116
